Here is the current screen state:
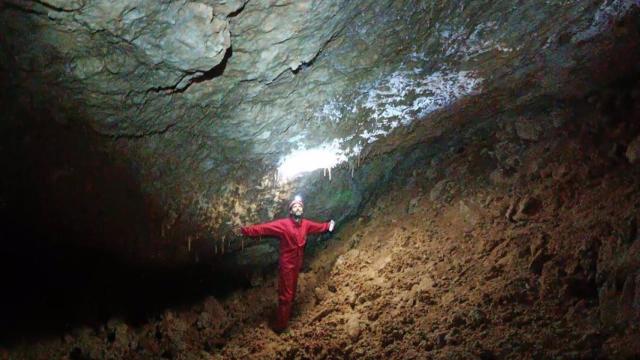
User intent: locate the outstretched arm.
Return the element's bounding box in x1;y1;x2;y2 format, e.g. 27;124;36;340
241;220;284;238
305;219;335;234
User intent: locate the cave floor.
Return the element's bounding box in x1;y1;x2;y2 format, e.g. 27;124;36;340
218;155;639;359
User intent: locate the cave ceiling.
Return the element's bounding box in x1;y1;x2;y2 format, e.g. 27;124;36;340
1;0;638;263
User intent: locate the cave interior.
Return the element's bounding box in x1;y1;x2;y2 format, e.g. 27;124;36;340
1;0;640;359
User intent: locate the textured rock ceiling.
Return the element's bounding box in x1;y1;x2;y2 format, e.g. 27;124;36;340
1;0;638;264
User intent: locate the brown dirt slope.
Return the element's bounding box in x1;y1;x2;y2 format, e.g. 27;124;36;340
217;85;640;359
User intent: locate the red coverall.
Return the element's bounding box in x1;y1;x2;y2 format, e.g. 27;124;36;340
241;217;330;330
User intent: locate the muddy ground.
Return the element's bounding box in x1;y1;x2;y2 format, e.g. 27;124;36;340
3;84;640;359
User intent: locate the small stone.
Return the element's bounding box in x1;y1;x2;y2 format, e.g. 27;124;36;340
634;272;640;322
515;117;543;141
519;196;541;215
459;200;482;231
444;328;461;345
490;168;513;185
621;274;637;319
449;313;466;328
468;309;488;327
345;317;362;341
314;287;328;303
478;348;496;360
623;216;637;244
426;167;438;180
608;143;625;160
552;163;570;180
430;180;455;203
550;107;570;128
403;349;418;359
513;196;542;221
576;331;602;349
505;198;518;221
434;332;447;349
529;250;547;275
196;312;211;330
530;234;548;257
625;136;640;163
407;196;420;214
539;167;552;178
367;309;381;321
500;311;515;323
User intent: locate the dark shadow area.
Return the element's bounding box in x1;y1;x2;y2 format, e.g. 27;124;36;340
0;226;251;346
0;15;258;345
0;97;251;347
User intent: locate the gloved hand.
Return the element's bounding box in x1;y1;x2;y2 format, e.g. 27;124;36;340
232;227;242;236
329;220;335;232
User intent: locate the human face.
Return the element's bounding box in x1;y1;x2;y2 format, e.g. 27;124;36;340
290;203;304;217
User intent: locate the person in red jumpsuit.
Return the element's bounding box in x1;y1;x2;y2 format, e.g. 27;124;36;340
240;196;335;333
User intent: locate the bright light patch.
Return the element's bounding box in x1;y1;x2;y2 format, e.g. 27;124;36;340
277;143;347;182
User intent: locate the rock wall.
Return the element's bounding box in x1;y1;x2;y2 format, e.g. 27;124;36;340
2;1;639;267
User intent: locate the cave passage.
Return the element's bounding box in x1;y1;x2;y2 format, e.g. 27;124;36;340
1;1;640;359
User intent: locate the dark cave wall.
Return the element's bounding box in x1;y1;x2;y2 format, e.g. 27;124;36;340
0;97;256;342
0;102;152;261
